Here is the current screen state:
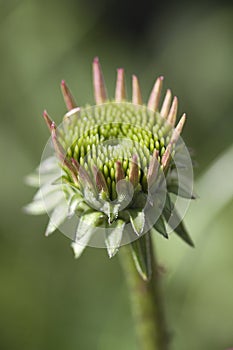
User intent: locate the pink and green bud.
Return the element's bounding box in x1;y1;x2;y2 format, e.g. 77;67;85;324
25;58;194;280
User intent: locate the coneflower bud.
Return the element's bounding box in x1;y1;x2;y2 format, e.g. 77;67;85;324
25;58;194;280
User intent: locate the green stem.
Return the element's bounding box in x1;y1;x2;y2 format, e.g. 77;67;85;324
119;233;169;350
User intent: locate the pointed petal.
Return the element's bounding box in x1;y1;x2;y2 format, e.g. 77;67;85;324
161;114;186;172
167;96;178;126
51;123;65;159
147;150;159;186
170;113;186;144
71;158;80;172
161;143;172;170
160;89;172;118
116;160;125;183
132;75;142;105
43;110;55;131
147;76;163;111
115;68;126;102
72;160;95;191
92;57;107;104
129;154;139;187
93;165;109;194
61;80;77;111
49;131;77;184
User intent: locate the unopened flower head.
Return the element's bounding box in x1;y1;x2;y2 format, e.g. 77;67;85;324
25;58;194;279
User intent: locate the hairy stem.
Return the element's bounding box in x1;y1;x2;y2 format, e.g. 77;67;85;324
119;233;169;350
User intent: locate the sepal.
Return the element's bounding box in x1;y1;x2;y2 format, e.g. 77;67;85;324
23;190;64;215
128;210;145;236
71;241;87;259
68;192;84;218
105;219;125;258
75;211;105;241
45;201;68;236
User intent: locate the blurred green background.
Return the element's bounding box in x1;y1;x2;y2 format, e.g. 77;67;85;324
0;0;233;349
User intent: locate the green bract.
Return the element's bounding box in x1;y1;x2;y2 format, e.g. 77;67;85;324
25;58;194;281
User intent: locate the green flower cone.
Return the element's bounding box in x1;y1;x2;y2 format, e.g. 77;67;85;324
25;57;194;281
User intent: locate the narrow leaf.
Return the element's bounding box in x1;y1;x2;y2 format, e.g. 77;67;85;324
163;196;194;247
153;215;169;239
167;182;196;199
130;233;152;281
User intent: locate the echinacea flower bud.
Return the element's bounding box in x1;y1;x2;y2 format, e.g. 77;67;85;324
25;58;194;280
